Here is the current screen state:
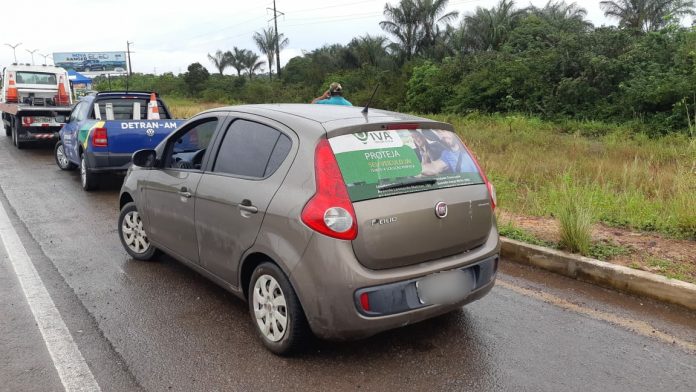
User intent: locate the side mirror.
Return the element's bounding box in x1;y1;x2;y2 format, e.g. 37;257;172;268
132;149;157;168
55;115;67;123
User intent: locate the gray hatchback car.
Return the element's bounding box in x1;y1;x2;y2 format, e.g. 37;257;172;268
118;104;500;355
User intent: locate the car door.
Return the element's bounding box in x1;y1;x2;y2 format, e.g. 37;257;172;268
195;117;295;287
142;114;223;264
61;101;85;163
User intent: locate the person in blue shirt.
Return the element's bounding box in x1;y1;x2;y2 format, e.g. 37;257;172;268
311;82;352;106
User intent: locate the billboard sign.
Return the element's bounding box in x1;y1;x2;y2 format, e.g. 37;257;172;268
53;52;128;76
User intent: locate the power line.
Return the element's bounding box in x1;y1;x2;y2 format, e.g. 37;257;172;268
283;0;377;15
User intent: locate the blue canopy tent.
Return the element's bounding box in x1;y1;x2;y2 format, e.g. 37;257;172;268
67;70;93;98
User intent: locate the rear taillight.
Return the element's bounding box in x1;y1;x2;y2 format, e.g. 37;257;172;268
301;139;358;240
463;143;496;210
92;127;108;147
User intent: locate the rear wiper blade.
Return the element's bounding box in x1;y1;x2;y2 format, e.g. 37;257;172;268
377;178;437;191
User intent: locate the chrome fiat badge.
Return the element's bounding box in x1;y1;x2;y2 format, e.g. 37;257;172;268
435;201;448;218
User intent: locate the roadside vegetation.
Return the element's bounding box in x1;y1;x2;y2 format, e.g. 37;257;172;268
93;0;695;277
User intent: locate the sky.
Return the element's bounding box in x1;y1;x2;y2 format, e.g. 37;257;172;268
0;0;650;75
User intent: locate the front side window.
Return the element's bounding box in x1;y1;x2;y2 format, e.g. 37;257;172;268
69;102;83;122
213;120;291;178
77;101;91;121
166;119;218;170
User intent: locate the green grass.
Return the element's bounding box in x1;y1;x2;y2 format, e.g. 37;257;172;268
498;221;556;248
555;176;594;255
586;241;632;261
165;96;227;119
166;99;696;240
646;257;693;282
429;113;696;240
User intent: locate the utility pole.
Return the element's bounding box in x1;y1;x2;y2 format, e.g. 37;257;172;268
126;41;134;76
268;0;284;78
26;49;38;65
4;43;21;63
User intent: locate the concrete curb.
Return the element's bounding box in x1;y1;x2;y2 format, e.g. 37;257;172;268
500;237;696;311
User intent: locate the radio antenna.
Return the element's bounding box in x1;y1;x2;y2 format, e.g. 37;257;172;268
362;83;379;114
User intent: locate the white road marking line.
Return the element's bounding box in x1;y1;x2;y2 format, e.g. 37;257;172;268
496;278;696;354
0;200;101;392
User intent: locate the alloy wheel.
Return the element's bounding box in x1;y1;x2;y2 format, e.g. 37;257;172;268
56;144;69;168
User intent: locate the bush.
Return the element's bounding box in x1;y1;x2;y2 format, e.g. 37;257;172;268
556;175;594;255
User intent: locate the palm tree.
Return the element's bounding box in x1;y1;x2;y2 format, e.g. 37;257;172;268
348;34;389;67
253;27;289;79
417;0;459;54
531;1;593;30
226;47;247;77
207;50;228;75
380;0;422;61
458;0;525;52
600;0;695;32
241;51;265;80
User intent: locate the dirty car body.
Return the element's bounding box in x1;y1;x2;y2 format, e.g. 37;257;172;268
118;104;500;353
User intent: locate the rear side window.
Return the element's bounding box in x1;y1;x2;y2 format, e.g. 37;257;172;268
329;129;483;202
93;98;171;120
213;120;291;178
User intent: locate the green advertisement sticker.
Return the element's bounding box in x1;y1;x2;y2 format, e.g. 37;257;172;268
330;130;484;202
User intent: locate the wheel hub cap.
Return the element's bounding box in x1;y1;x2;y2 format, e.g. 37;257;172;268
121;210;150;254
252;274;288;342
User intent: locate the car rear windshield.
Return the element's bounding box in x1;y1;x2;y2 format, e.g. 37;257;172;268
329;129;484;202
93;98;171;120
16;72;57;85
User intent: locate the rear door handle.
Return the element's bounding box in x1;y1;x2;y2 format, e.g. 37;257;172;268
178;187;192;198
238;199;258;214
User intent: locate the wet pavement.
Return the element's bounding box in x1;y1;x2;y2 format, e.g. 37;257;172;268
0;138;694;391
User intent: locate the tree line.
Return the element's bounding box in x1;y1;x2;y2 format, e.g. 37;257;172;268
94;0;696;135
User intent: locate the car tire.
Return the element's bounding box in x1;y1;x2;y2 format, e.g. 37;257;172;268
12;123;25;149
248;262;310;356
80;153;98;191
55;141;77;170
118;202;158;261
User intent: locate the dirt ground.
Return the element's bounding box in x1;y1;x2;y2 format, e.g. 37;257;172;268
498;211;696;284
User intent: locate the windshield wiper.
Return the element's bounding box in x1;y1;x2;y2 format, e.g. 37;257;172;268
377;178;437;191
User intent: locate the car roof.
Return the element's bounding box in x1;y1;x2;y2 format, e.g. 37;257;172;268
4;64;67;73
201;104;453;136
94;91;158;98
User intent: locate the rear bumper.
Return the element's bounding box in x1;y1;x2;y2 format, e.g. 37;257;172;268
84;151;132;173
16;128;61;142
290;224;500;340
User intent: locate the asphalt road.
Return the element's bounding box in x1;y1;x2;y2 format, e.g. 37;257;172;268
0;137;694;392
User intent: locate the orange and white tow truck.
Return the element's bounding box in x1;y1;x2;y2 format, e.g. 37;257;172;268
0;63;73;149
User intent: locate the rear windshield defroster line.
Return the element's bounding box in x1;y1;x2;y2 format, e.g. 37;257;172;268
329;129;484;202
